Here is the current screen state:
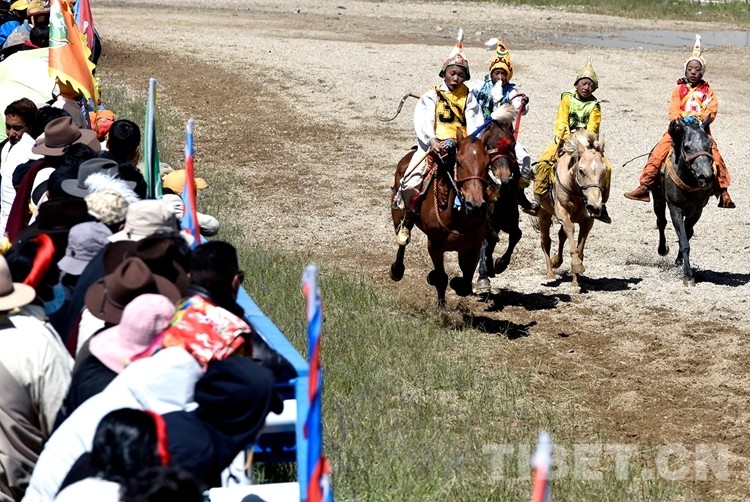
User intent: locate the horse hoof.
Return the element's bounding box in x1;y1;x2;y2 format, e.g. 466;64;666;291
390;262;405;282
449;277;472;297
550;257;562;269
571;263;586;275
476;278;491;292
683;278;696;287
494;257;509;275
427;271;447;287
658;245;669;257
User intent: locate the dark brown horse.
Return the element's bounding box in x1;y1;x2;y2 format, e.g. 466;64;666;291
476;104;522;291
390;129;491;307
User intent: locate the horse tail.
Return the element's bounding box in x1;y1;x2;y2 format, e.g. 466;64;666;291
529;214;541;233
377;92;421;122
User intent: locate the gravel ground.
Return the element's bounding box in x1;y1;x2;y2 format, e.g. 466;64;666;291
95;1;750;497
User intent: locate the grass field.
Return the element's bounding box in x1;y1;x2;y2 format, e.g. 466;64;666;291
102;71;685;499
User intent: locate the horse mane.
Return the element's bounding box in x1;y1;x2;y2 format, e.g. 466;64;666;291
562;130;597;156
490;103;516;127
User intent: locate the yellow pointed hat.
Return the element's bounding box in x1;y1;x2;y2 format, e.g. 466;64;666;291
440;28;470;79
485;38;513;81
684;34;706;72
575;58;598;88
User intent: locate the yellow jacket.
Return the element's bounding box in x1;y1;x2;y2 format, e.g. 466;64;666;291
553;91;601;143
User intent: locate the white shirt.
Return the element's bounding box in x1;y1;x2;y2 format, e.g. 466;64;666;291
1;133;42;235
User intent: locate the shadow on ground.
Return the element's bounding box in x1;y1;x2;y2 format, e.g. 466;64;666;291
694;270;750;287
462;315;536;339
480;289;572;312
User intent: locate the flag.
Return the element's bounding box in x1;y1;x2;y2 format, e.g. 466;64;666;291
180;118;201;248
143;78;162;200
72;0;95;53
49;0;97;101
302;264;333;502
530;432;552;502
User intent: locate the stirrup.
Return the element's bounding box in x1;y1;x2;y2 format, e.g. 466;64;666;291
396;223;411;246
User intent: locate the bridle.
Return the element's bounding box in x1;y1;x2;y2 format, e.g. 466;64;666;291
666;145;714;193
432;148;490;236
554;150;604;203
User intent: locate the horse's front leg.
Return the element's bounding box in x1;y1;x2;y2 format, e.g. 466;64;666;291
653;194;670;256
539;213;555;279
452;247;481;297
681;210;703;287
551;224;566;269
559;213;584;277
495;210;522;275
427;241;449;307
477;236;497;291
573;218;595;287
390;244;407;281
667;204;693;286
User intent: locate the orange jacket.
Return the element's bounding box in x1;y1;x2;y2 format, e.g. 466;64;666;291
668;79;717;124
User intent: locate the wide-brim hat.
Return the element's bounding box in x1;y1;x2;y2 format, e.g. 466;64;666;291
574;58;598;89
58;221;112;276
89;293;176;373
32;116;99;157
61;158;121;198
84;257;181;324
0;255;36;311
162;169;208;194
439;28;470;80
103;236;190;291
108;200;179;243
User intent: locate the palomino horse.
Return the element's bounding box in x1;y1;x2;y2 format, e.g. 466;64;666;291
652;117;714;286
390;129;491;307
537;130;608;288
476;104;522;291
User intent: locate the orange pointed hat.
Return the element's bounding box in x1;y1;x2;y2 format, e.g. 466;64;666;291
685;34;706;73
485;38;513;81
440;28;470;79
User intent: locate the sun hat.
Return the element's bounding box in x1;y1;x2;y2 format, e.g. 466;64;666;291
26;0;49;16
10;0;30;11
61;158;121;198
103;235;190;291
88;293;176;373
32;117;99;157
0;254;36;311
485;38;513;81
85;188;130;226
575;58;598;89
108;200;178;243
58;221;112;276
439;28;470;80
162;169;208;194
685;34;706;73
84;257;181;324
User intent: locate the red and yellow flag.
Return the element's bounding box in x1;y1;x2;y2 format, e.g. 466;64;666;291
49;0;97;101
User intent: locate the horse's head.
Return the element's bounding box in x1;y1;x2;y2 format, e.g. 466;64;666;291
454;128;490;216
483;104;518;186
669;117;714;188
562;130;607;217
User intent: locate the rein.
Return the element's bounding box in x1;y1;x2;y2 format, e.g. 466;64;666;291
665;151;714;193
554;157;603;200
433;163;488;236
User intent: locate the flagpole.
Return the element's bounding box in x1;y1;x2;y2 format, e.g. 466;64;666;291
530;432;552;502
144;78;162;199
180;118;201;247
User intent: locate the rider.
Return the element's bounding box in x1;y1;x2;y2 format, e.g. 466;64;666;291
532;59;611;224
469;38;538;214
623;35;735;208
393;29;483;246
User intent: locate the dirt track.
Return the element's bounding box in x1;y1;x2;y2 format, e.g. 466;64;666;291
94;1;750;498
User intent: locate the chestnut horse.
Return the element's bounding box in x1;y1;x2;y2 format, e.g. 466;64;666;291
390;129;491;307
476;104;522;290
537;130;608;288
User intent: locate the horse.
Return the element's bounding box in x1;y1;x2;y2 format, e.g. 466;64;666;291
652;117;714;286
537;130;608;288
390;129;491;307
476;104;523;291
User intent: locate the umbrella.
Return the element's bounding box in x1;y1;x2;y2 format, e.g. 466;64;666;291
0;48;55;141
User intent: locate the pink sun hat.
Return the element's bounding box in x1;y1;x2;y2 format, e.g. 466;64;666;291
88;293;176;373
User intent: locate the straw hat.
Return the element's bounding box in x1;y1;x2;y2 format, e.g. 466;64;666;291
162;169;208;194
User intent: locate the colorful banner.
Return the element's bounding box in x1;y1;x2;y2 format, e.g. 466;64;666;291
143;78;162;200
180;118;201;248
72;0;95;53
49;0;97;101
302;264;333;502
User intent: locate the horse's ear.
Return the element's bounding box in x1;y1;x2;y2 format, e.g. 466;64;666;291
700;116;712;132
456;128;465;145
597;133;605;154
668;119;684;143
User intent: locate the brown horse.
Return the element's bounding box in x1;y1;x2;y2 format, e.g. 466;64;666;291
537;130;608;288
390;129;491;307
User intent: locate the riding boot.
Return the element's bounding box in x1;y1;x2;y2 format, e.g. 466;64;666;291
594;204;612;224
396;211;417;246
624;185;650;203
519;190;540;216
718;190;736;209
